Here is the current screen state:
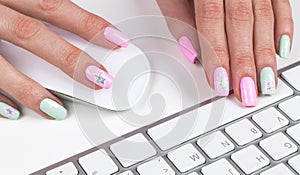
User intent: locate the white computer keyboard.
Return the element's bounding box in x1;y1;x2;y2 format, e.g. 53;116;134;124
33;62;300;175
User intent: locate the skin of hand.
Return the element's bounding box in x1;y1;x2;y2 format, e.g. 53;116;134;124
0;0;130;120
157;0;293;107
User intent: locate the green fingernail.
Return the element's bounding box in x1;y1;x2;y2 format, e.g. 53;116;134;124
260;67;276;95
279;35;290;59
0;102;20;120
39;98;67;120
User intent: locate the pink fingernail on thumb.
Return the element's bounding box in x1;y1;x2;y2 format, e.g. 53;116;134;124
179;36;197;63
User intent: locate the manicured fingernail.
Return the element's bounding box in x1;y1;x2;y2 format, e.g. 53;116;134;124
0;102;20;120
86;65;114;89
279;34;290;59
40;98;67;120
260;67;276;95
179;36;197;63
240;77;257;107
214;67;229;96
104;27;130;47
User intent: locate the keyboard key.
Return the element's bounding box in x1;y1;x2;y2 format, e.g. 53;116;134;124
201;159;240;175
119;170;134;175
137;157;175;175
225;119;262;146
46;162;78;175
231;145;270;174
252;107;289;133
287;123;300;144
78;149;118;175
197;131;234;159
288;154;300;173
282;65;300;91
279;96;300;121
260;164;295;175
259;132;298;161
147;80;292;150
167;143;205;172
188;172;199;175
110;133;156;167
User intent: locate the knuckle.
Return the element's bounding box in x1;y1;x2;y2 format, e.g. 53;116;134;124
200;1;224;20
38;0;63;11
233;54;254;69
229;2;253;22
284;17;294;26
60;48;81;74
81;13;108;33
16;84;35;102
214;46;228;60
276;0;291;5
12;16;42;40
256;47;275;57
254;0;273;18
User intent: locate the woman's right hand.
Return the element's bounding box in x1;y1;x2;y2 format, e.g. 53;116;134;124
157;0;293;107
0;0;130;120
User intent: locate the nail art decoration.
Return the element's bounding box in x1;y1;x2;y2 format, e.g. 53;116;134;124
279;34;291;59
0;102;20;120
86;65;114;89
214;67;229;96
104;27;130;47
260;67;276;95
240;77;257;107
179;36;197;63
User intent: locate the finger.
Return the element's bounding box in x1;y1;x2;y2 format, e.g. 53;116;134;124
0;0;130;49
156;0;199;63
0;4;114;90
0;55;67;120
225;0;257;107
272;0;294;58
0;93;21;120
194;0;230;96
253;0;277;95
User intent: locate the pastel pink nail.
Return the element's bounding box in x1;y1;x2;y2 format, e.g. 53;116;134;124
179;36;197;63
240;77;257;107
104;27;130;47
85;65;114;89
214;67;229;96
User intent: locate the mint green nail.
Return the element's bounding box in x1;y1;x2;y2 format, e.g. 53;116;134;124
279;35;290;59
0;102;20;120
260;67;276;95
40;98;67;120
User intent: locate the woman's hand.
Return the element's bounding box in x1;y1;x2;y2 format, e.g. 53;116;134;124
157;0;293;106
0;0;130;120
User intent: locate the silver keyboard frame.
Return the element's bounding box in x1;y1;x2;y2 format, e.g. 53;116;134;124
32;61;300;175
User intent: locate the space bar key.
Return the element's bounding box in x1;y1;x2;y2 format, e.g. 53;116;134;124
147;79;293;151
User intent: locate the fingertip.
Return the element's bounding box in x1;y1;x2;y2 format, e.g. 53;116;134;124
0;101;21;120
85;65;114;89
0;94;21;120
213;67;230;97
278;34;291;59
179;36;198;63
240;77;257;107
39;98;68;120
103;27;130;48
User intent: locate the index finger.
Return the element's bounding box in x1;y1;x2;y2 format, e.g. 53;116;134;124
0;0;130;49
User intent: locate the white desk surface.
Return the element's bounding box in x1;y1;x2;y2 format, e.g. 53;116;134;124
0;1;299;174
